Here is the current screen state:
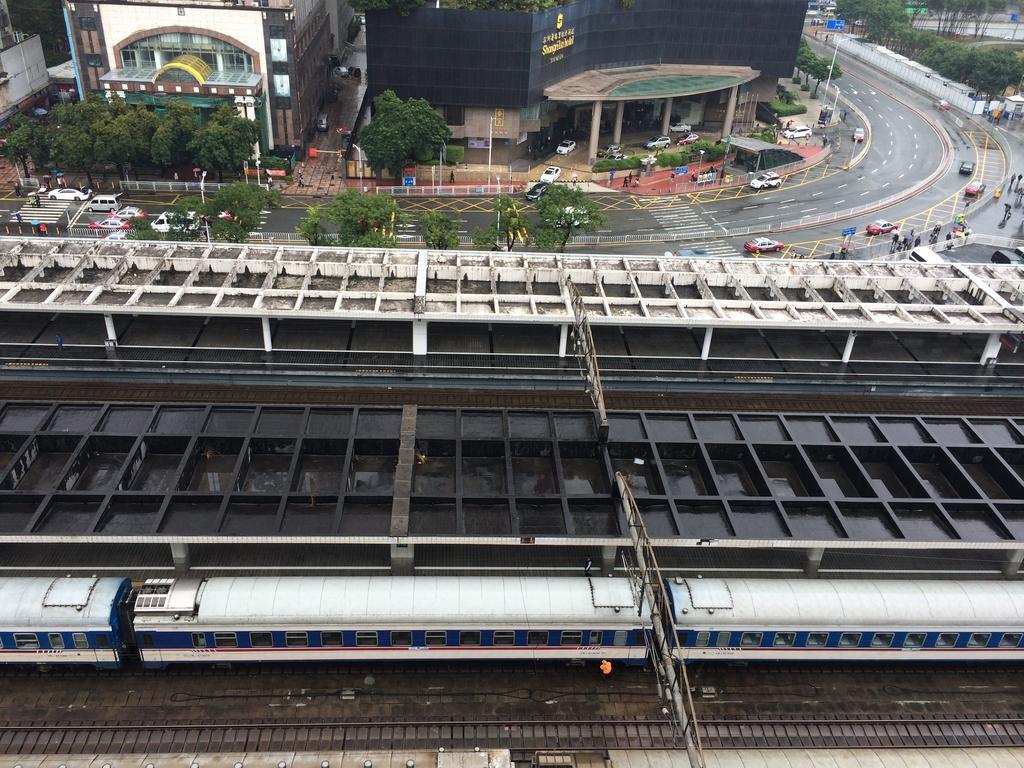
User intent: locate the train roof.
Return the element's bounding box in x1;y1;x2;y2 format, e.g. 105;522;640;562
669;578;1024;628
133;576;644;627
0;577;127;629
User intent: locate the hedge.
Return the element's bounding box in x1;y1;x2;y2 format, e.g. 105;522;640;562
592;157;642;171
767;98;808;117
445;144;465;164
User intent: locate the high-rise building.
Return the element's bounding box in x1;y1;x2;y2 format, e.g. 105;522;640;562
0;0;49;124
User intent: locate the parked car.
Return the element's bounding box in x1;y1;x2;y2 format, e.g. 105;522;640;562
782;125;812;140
744;237;784;253
853;128;865;143
959;161;975;175
598;144;621;158
669;122;692;133
152;210;199;234
540;166;562;183
607;151;631;161
865;219;898;235
749;172;782;190
645;136;672;149
46;187;91;201
114;206;147;220
88;217;131;231
555;140;577;155
524;182;549;201
676;133;700;146
964;182;986;198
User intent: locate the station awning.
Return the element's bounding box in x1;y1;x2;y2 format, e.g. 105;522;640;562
544;64;759;102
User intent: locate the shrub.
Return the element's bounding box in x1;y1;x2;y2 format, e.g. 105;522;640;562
444;143;464;164
592;157;642;171
768;98;807;117
258;155;291;170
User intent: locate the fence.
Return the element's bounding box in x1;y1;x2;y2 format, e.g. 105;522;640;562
119;180;243;193
376;184;523;197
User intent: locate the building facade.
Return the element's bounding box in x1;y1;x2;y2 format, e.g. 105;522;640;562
62;0;334;153
366;0;806;163
0;0;50;124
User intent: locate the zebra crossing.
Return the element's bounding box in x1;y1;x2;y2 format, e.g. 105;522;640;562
9;199;73;225
646;202;741;257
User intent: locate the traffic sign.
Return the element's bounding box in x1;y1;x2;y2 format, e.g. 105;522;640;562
1012;13;1019;21
402;176;415;186
826;18;845;29
841;226;857;236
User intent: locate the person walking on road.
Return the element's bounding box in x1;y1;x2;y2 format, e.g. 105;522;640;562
1005;203;1013;222
913;235;921;248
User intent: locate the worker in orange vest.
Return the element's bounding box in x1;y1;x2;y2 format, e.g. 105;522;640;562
599;659;612;676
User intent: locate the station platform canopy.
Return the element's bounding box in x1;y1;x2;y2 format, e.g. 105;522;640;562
0;239;1022;336
543;64;759;102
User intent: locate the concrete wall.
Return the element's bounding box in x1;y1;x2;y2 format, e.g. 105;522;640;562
0;35;47;112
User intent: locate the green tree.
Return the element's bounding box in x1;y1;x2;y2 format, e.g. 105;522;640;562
95;99;160;180
127;217;161;241
971;46;1024;97
297;205;330;246
359;90;452;179
470;196;532;251
532;186;605;253
2;115;51;177
420;211;460;250
48;97;111;187
189;104;261;182
151;102;199;170
206;182;281;241
323;189;401;246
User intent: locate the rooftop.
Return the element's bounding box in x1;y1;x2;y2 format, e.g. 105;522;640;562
544;65;758;102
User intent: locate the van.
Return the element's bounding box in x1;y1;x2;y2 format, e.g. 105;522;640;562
84;194;122;215
909;246;944;263
316;112;329;132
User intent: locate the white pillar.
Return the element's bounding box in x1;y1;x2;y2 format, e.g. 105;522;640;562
103;313;116;343
261;317;272;352
842;330;857;364
701;327;714;361
413;321;428;356
613;101;625;145
661;97;673;136
981;332;1001;365
170;542;189;570
588;100;603;164
558;324;569;358
1005;548;1024;578
805;547;825;576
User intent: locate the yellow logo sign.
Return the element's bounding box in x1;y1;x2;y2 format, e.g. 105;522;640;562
556;13;563;28
543;14;574;61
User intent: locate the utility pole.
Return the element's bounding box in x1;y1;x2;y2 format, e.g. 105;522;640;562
567;278;609;442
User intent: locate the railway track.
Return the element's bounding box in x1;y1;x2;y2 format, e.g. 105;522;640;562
2;381;1024;415
3;717;1024;754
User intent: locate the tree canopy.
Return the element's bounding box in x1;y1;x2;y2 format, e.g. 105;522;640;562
531;186;605;253
322;189;402;246
359;90;451;179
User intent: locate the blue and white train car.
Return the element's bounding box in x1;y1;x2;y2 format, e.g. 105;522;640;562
669;577;1024;662
0;577;131;667
133;576;649;667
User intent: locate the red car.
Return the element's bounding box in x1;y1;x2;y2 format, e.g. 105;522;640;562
865;219;897;235
744;237;784;253
88;216;131;231
964;182;986;198
676;133;700;146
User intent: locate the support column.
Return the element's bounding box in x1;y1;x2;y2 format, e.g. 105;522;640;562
722;85;739;138
700;327;714;361
170;542;190;571
981;332;1001;366
601;544;618;575
805;547;825;577
390;542;415;575
103;314;117;343
587;100;603;164
390;405;417;574
558;324;569;358
842;330;857;364
412;320;428;356
261;317;272;353
612;101;625;145
660;97;673;136
1004;548;1024;578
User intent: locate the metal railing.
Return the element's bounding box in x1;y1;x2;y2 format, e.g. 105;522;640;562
119;180;238;193
376;183;523;197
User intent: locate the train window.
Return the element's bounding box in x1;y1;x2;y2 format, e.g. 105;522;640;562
96;634;110;648
614;630;629;646
492;631;515;646
73;633;88;649
999;633;1023;648
214;632;238;648
968;633;992;648
425;631;447;646
285;632;308;647
390;631;412;646
528;631;549;646
715;632;731;647
588;631;602;645
806;632;829;647
0;637;3;648
740;632;763;647
48;633;65;650
773;632;796;647
935;633;959;648
15;633;39;650
839;633;861;648
321;631;343;646
460;631;481;646
355;631;378;647
870;633;894;648
191;633;207;648
561;631;583;646
904;633;926;648
250;632;273;647
695;632;711;647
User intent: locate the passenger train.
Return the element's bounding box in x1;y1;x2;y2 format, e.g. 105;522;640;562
1;575;1023;668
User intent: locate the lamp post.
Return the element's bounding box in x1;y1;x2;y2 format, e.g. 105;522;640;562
352;144;367;192
698;149;705;178
256;157;262;188
823;34;841;101
487;116;494;188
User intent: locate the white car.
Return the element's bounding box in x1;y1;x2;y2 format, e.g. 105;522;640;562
645;136;672;149
47;187;91;201
669;122;692;133
555;140;577;155
783;125;813;140
152;210;198;234
103;230;129;241
540;166;562;183
749;172;782;190
114;206;147;220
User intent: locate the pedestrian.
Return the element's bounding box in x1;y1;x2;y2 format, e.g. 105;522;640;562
298;171;305;187
908;228;915;241
822;135;828;148
891;232;899;252
599;659;612;677
14;182;20;197
173;171;179;182
449;170;455;184
1005;203;1013;221
14;212;21;225
584;557;592;577
632;176;639;188
33;194;40;208
946;232;952;243
55;334;63;349
829;250;836;259
622;173;629;188
1018;173;1022;189
914;236;921;247
38;222;46;237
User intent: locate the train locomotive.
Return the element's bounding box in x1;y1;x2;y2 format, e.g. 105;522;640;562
1;575;1023;668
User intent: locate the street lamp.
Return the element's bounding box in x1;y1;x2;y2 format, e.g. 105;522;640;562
200;170;207;204
698;149;705;178
352;143;367;192
255;157;262;188
823;34;842;101
487;116;494;188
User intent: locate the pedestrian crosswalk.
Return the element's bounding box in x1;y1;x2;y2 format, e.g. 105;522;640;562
9;199;72;225
646;203;742;257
